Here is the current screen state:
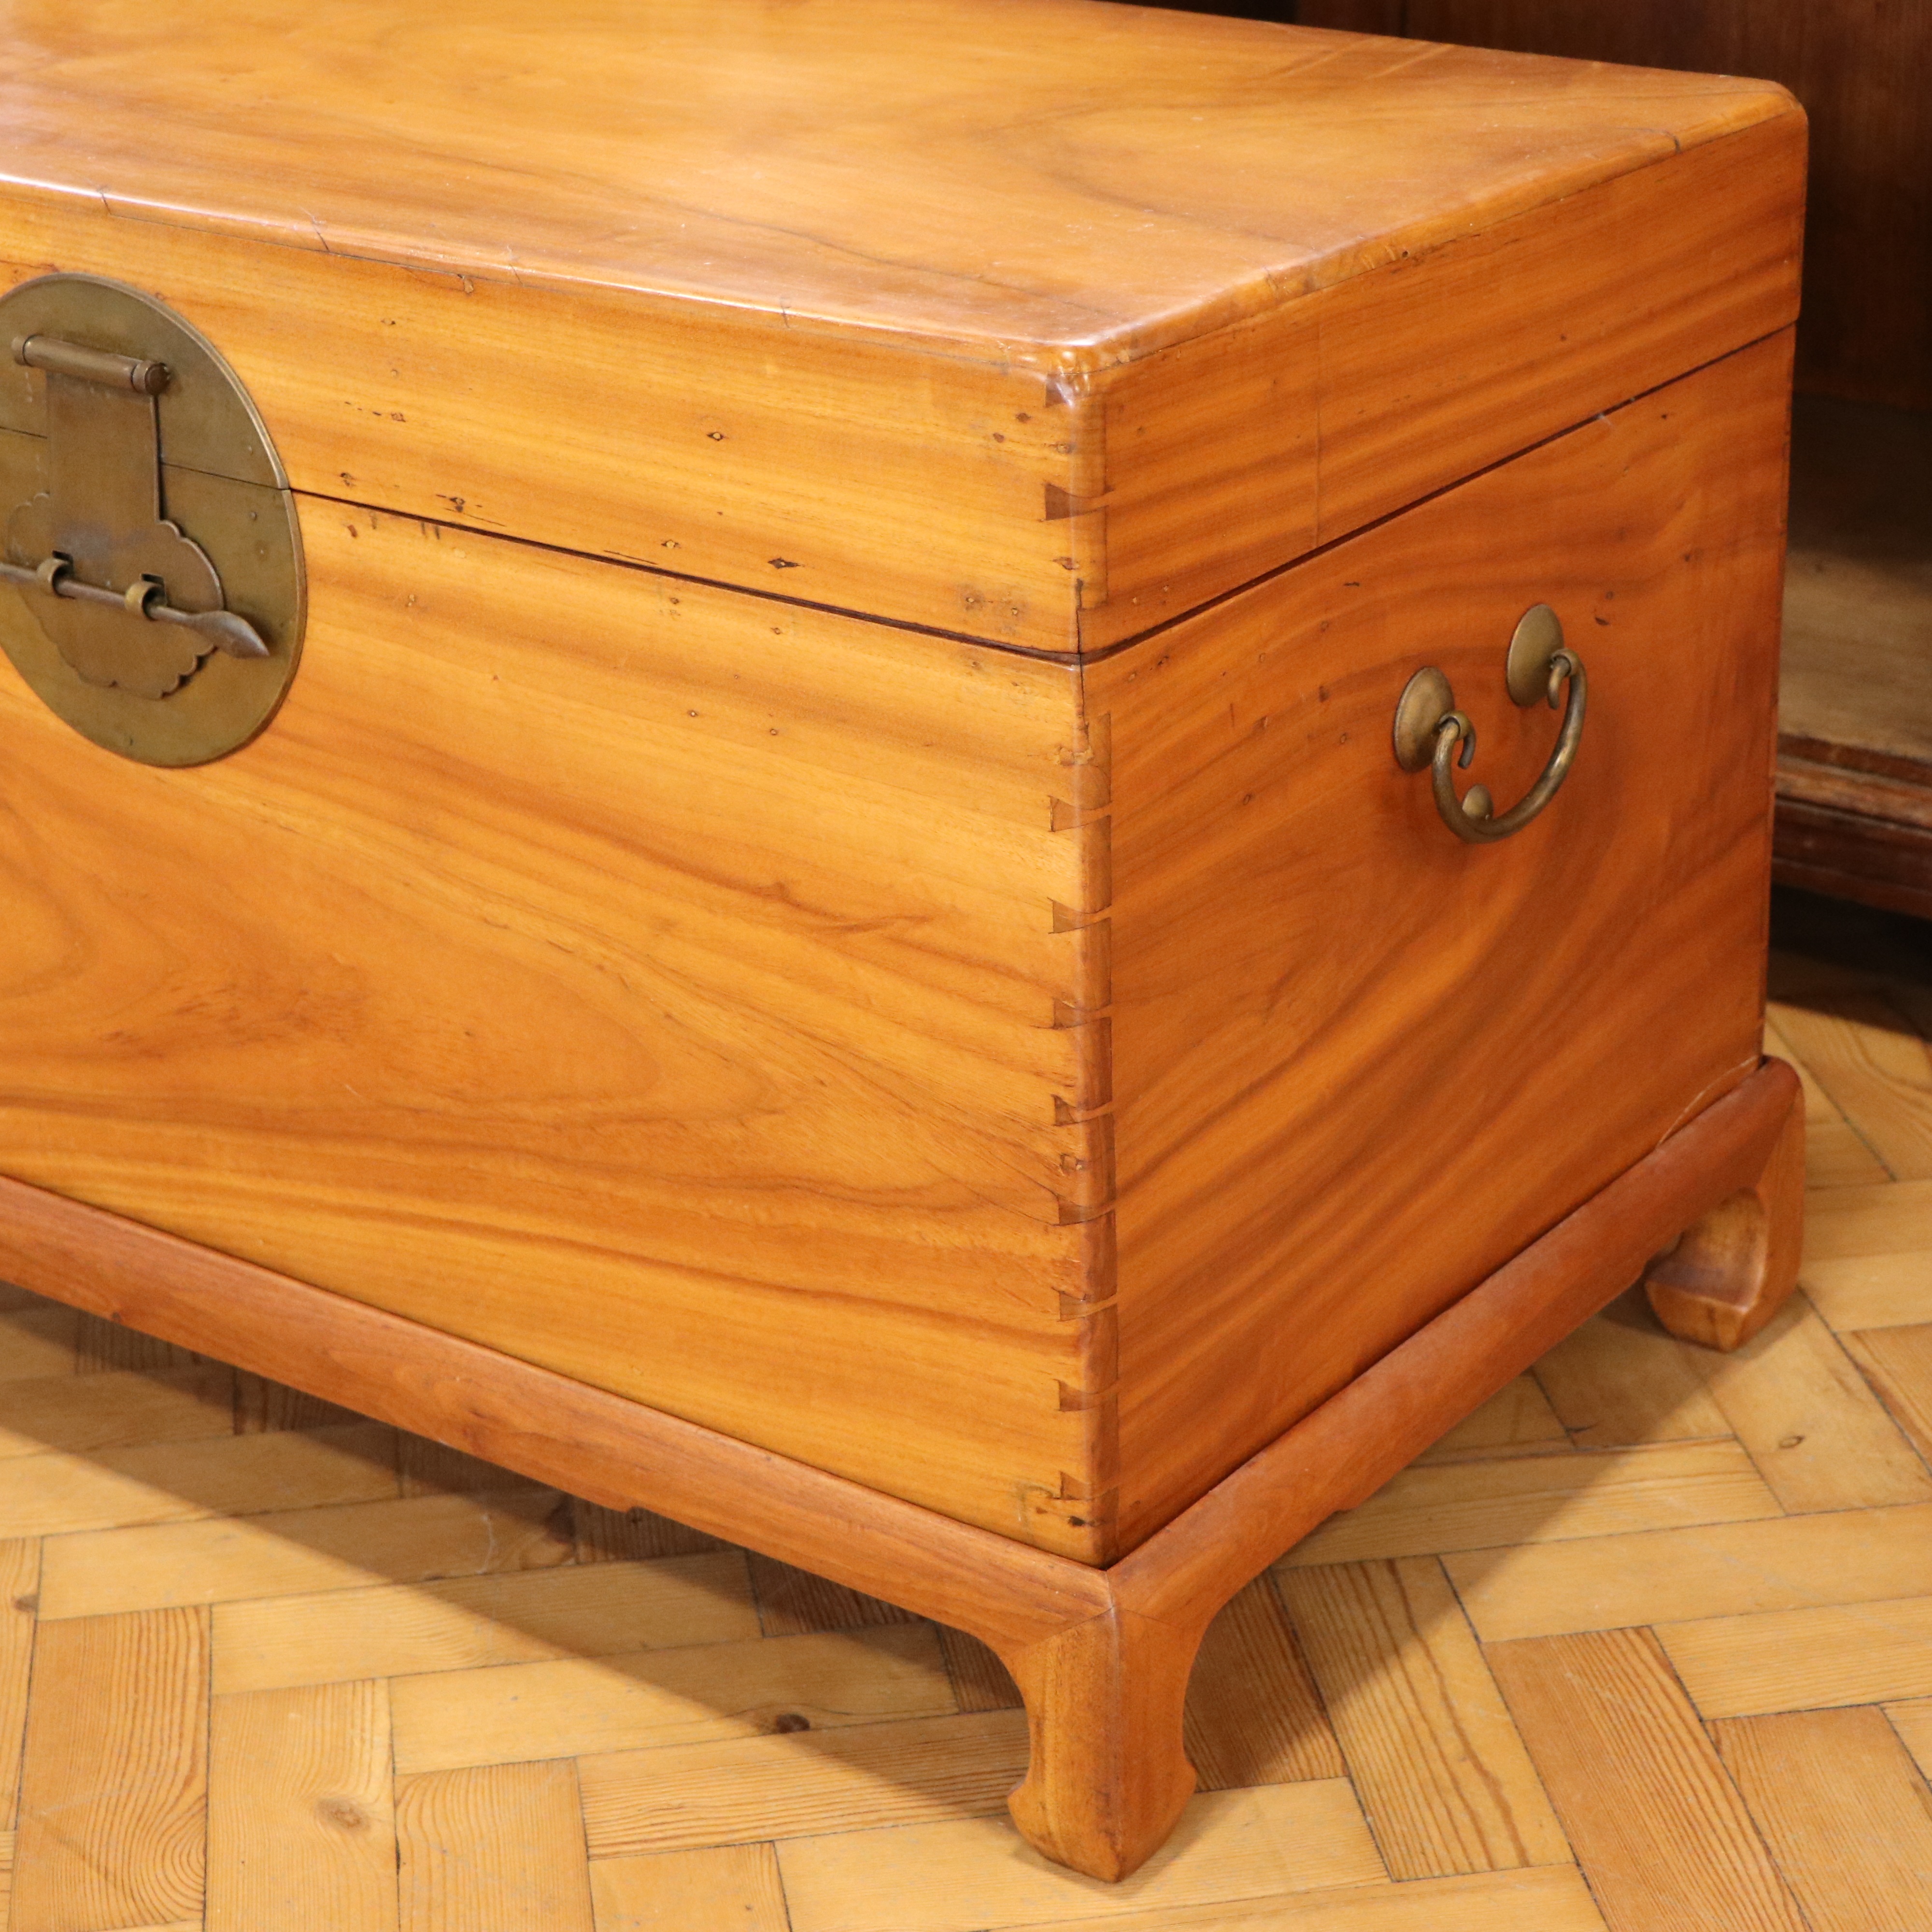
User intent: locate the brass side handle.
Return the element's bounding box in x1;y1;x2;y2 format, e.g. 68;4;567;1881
1391;605;1587;844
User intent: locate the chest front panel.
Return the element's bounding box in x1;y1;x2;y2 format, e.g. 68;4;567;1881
0;507;1114;1558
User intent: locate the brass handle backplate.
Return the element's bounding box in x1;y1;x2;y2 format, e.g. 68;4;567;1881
0;273;304;767
1391;604;1587;844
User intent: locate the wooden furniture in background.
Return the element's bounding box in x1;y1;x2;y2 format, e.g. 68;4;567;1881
1275;0;1932;911
0;0;1804;1878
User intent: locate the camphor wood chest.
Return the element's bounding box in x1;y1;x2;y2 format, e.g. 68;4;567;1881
0;0;1807;1881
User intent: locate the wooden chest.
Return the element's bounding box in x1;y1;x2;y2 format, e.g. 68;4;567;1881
0;0;1806;1879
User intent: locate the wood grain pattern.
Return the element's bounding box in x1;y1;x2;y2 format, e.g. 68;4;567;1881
1656;1597;1932;1719
590;1845;790;1932
0;3;1799;647
1765;1012;1891;1190
0;1420;398;1538
749;1555;917;1639
578;1711;1028;1857
1396;0;1931;409
0;1540;33;1830
0;1053;1798;1880
1530;1293;1729;1448
12;1609;209;1932
1714;1706;1932;1932
0;496;1108;1558
1445;1503;1932;1644
775;1783;1384;1932
1277;1558;1566;1877
1414;1377;1568;1464
39;1487;575;1620
207;1680;398;1932
388;1625;956;1776
1646;1065;1806;1352
573;1505;725;1566
1181;1578;1344;1791
1768;994;1932;1180
1004;1866;1610;1931
1487;1627;1807;1932
1094;335;1791;1546
0;1366;235;1460
1282;1440;1781;1569
1688;1296;1932;1511
1802;1180;1932;1331
1837;1325;1932;1469
396;1759;594;1932
209;1552;760;1696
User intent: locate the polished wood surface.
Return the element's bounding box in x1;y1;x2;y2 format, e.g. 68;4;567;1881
1295;0;1932;410
1093;335;1792;1549
2;970;1921;1922
0;335;1791;1565
0;1051;1802;1881
0;502;1110;1558
0;3;1802;650
0;1170;1111;1650
1646;1086;1804;1351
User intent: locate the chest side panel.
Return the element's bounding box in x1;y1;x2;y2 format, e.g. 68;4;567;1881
0;512;1116;1557
1096;334;1791;1552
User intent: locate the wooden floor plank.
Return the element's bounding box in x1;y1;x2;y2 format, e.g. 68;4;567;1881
39;1485;575;1619
211;1551;759;1695
0;1540;35;1830
1804;1181;1932;1332
1689;1296;1932;1509
1000;1866;1607;1931
1842;1323;1932;1464
774;1783;1384;1932
938;1624;1022;1712
589;1843;789;1932
572;1503;725;1564
1529;1292;1729;1448
1280;1441;1781;1567
1277;1558;1566;1879
397;1758;594;1932
1770;995;1932;1179
1486;1627;1806;1932
1657;1596;1932;1718
1411;1378;1569;1466
579;1709;1027;1857
1184;1578;1346;1790
207;1680;397;1932
390;1624;957;1775
0;1367;236;1463
398;1432;543;1498
1808;1249;1932;1332
1445;1502;1932;1642
1876;1697;1932;1782
1765;1014;1893;1190
72;1314;210;1377
748;1552;918;1637
1713;1706;1932;1932
232;1368;362;1435
0;1306;78;1383
0;1421;399;1539
12;1608;209;1932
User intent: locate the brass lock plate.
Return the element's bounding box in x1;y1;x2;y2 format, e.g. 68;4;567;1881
0;274;303;766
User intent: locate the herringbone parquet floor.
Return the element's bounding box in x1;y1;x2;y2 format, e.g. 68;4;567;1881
2;945;1932;1931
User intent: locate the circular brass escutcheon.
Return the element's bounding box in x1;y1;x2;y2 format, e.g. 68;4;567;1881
0;273;304;766
1504;602;1565;709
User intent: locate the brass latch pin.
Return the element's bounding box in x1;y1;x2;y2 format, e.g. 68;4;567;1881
0;552;267;658
12;333;170;395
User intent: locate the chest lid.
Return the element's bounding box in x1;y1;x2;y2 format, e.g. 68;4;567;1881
0;0;1802;654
